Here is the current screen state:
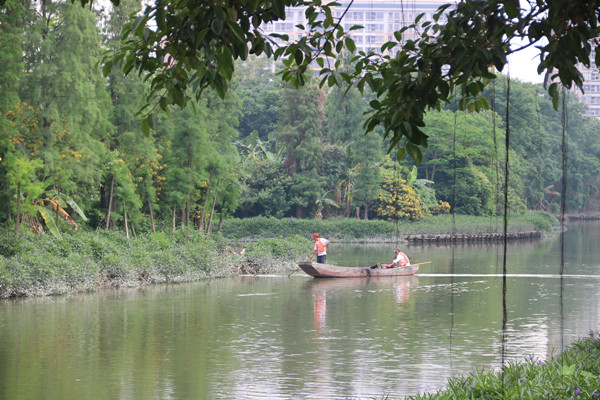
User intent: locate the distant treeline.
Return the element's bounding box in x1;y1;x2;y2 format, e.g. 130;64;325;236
1;1;598;237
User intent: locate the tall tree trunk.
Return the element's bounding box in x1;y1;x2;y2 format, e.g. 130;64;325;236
200;171;212;231
124;202;129;239
364;204;369;220
355;206;360;219
55;181;60;228
295;204;302;219
148;198;155;233
185;196;190;227
207;181;219;233
14;181;21;237
131;221;137;240
4;177;11;221
105;175;114;230
172;205;176;235
218;216;224;232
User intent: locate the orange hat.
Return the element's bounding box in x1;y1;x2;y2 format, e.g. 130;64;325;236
312;233;319;238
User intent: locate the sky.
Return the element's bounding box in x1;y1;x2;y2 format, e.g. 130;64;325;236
505;40;545;84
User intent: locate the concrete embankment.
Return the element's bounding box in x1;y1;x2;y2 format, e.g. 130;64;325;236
567;214;600;221
405;231;542;244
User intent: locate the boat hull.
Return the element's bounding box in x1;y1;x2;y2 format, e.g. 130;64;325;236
297;261;419;278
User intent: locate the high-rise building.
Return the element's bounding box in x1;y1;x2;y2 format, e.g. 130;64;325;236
262;0;456;56
573;48;600;118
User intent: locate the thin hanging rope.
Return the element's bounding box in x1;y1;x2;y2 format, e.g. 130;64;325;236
559;87;568;353
491;80;500;229
452;111;457;236
501;73;511;372
560;88;568;275
534;85;544;210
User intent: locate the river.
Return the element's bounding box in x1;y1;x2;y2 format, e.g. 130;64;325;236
1;222;599;399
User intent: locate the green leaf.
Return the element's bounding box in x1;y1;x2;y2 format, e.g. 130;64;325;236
406;141;422;163
141;116;150;136
504;0;520;19
226;20;246;44
102;60;113;77
369;99;381;109
272;0;285;18
562;364;576;377
37;206;61;238
211;18;223;35
407;165;418;186
581;370;596;378
294;48;303;65
66;199;88;221
345;37;356;53
397;147;406;161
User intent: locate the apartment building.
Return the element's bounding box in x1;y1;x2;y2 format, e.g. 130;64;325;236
261;0;455;56
573;49;600;118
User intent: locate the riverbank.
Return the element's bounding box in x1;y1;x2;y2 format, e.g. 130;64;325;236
219;211;560;242
0;230;309;298
0;212;560;298
404;331;600;400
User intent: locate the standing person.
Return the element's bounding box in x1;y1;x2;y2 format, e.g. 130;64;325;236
383;247;411;268
309;233;330;264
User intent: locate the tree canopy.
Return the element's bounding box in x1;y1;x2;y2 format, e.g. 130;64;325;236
52;0;600;161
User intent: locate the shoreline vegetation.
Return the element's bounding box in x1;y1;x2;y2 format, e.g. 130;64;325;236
403;332;600;400
0;211;561;299
0;212;563;299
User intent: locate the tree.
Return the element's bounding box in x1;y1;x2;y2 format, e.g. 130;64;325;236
275;79;326;218
325;84;384;218
374;156;426;222
0;0;25;223
19;1;113;212
235;56;282;141
60;0;600;161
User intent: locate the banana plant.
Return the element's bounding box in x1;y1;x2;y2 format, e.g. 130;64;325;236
22;179;88;237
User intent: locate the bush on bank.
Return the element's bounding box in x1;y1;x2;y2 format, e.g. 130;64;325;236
406;331;600;399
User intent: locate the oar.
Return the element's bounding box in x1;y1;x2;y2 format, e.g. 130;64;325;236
288;232;341;277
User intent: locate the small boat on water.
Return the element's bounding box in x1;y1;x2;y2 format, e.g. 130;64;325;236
297;261;419;278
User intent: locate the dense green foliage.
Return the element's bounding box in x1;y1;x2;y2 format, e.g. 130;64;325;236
408;332;600;399
1;1;599;239
50;0;600;162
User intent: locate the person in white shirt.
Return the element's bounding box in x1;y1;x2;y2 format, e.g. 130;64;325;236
383;248;411;268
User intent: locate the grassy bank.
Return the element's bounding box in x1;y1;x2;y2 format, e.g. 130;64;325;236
0;228;310;298
404;331;600;399
220;211;560;241
0;211;559;298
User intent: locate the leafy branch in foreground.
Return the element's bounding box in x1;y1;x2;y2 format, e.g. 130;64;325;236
64;0;600;160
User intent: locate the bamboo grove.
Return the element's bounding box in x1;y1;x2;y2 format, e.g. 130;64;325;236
2;0;600;237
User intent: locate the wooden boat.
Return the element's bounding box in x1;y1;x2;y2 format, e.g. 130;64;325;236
297;261;419;278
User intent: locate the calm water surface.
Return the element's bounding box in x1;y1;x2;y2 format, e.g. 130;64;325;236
1;222;600;400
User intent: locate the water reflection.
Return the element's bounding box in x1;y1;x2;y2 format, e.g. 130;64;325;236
309;277;418;343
